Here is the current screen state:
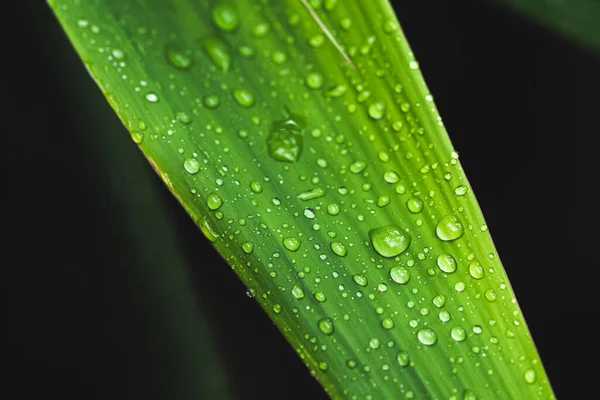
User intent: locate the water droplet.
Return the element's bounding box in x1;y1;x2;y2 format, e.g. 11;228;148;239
436;214;464;241
484;288;497;302
349;160;367;174
233;88;254;107
455;185;468;196
207;192;223;210
204;95;220;109
250;181;263;193
252;22;270;37
406;198;423;214
298;187;326;201
377;196;390;208
163;43;193;70
467;261;484;279
463;389;478;400
331;241;347;257
184;158;200;174
383;18;399;34
176;112;192;124
352;274;368;287
397;351;410;367
318;318;334;335
145;92;159;103
203;36;231;72
327;203;340;215
451;326;467;342
267;112;305;163
437;253;457;273
346;359;357;369
382;318;395;329
315;292;327;302
306;72;324;89
318;362;328;371
273;304;282;314
303;208;316;219
524;368;536;384
198;215;219;242
369;225;411;258
131;132;144;144
242;241;254;254
212;2;239;31
417;328;438;346
432;294;446;308
390;266;410;284
439;310;451;322
283;237;301;252
383;170;400;183
292;285;305;299
368;102;385;120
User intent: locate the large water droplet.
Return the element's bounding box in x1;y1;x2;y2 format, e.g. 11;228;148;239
267;111;305;163
283;237;301;252
369;225;411;258
203;36;231;72
242;241;254;254
184;158;200;174
212;2;239;31
164;43;193;70
318;318;334;335
436;214;464;241
207;192;223;210
292;285;305;299
406;197;423;214
331;241;347;257
368;101;385;120
390;266;410;284
451;326;467;342
437;253;457;273
468;261;485;279
417;328;438;346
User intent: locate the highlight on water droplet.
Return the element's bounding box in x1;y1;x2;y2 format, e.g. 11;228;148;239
369;225;411;258
436;214;464;241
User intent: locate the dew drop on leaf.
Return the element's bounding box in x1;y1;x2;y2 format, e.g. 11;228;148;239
203;36;231;72
468;261;485;279
212;2;239;32
369;225;411;258
242;241;254;254
331;241;347;257
318;318;334;335
352;274;368;287
164;43;193;70
207;192;223;210
267;112;305;163
183;158;200;174
436;214;464;241
390;266;410;284
233;88;254;107
417;328;438;346
291;285;305;299
283;237;301;252
437;253;457;273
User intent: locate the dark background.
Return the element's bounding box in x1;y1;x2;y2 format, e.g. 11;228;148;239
3;1;599;399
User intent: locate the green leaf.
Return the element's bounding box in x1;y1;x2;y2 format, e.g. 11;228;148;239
493;0;600;50
48;0;555;398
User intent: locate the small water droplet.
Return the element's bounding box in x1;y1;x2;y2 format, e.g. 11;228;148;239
368;102;385;120
207;193;223;210
298;187;326;201
369;225;411;258
406;197;423;214
314;292;327;302
352;274;368;287
327;203;341;215
198;215;219;242
318;318;334;335
383;170;400;183
233;88;254;107
212;2;239;31
203;36;231;72
524;368;536;384
250;181;263;193
468;261;485;279
164;43;193;70
451;326;467;342
242;241;254;254
252;22;270;37
204;95;220;109
484;288;497;302
145;92;159;103
382;318;395;329
184;158;200;174
306;72;324;89
390;266;410;284
437;253;457;273
397;351;410;367
432;294;446;308
267;111;305;163
417;328;438;346
455;185;468;196
283;237;301;252
436;214;464;241
331;241;347;257
349;160;367;174
292;285;305;299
